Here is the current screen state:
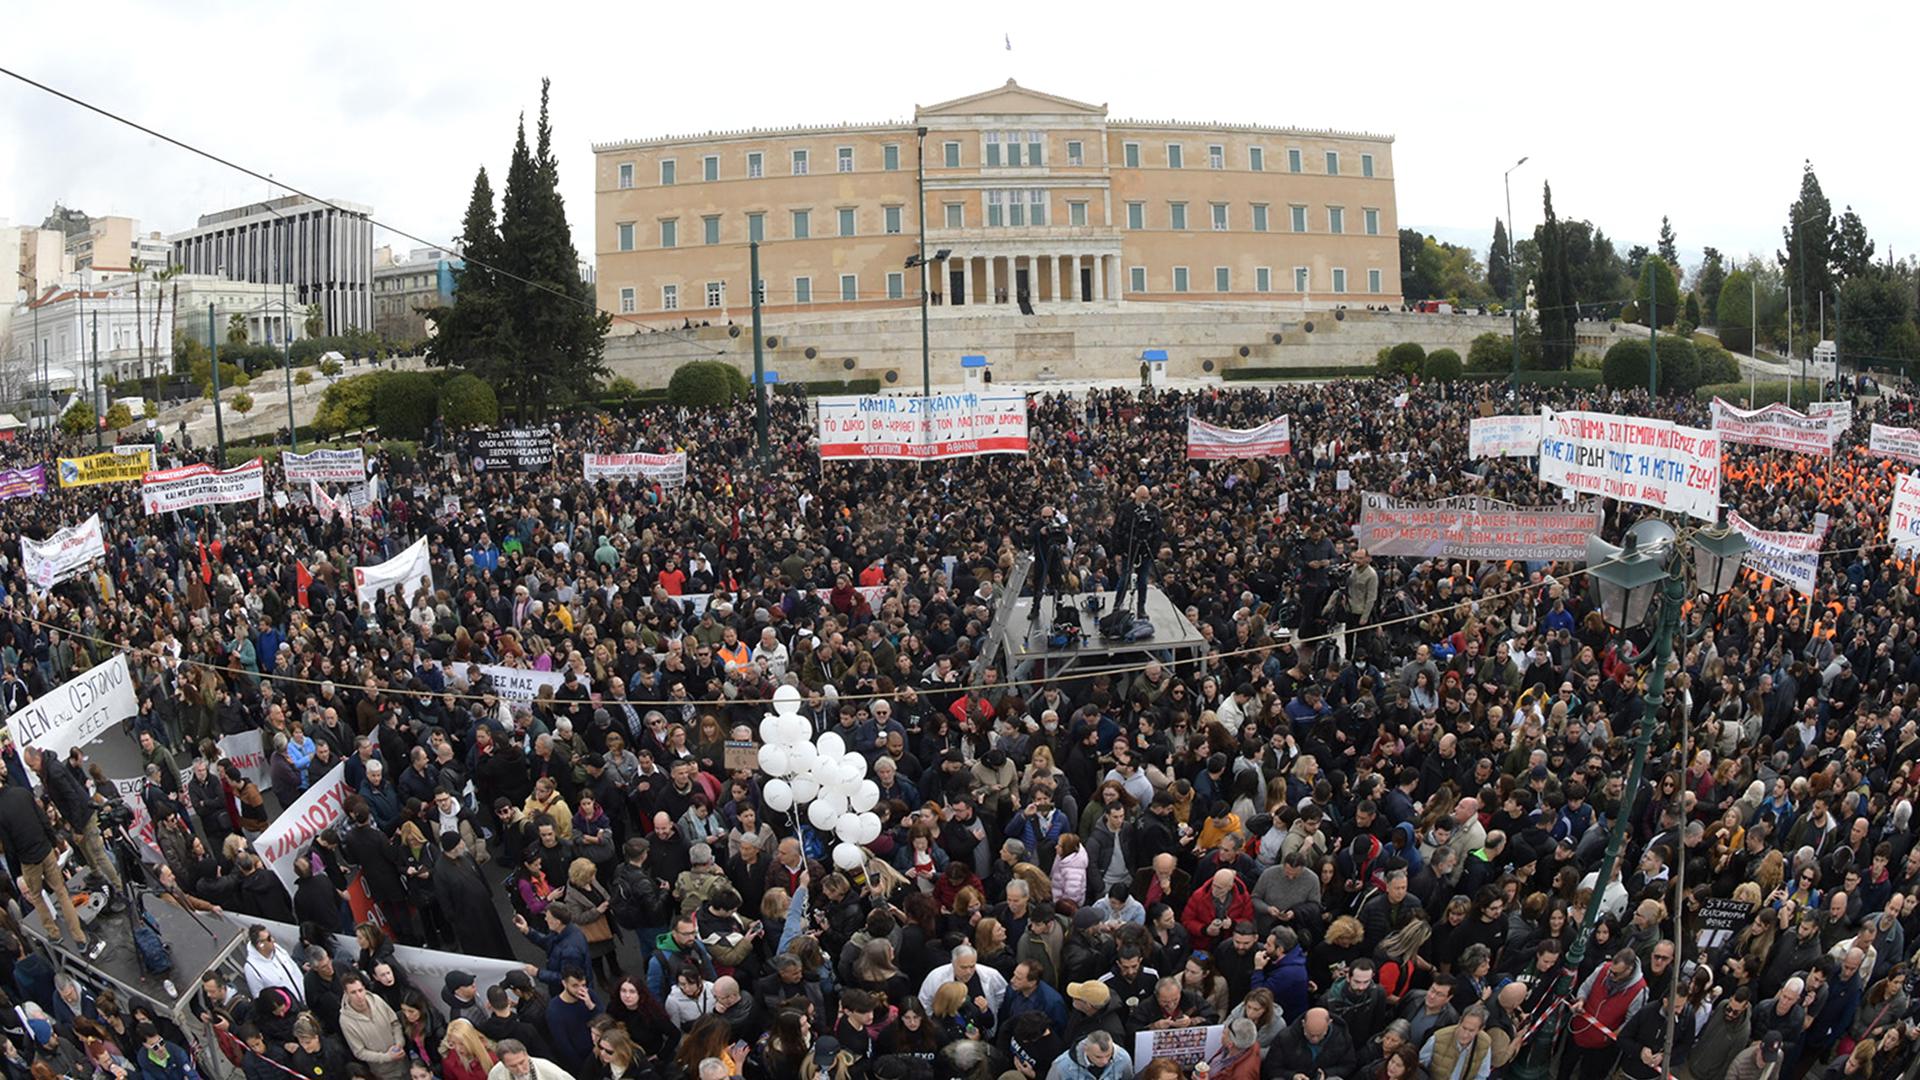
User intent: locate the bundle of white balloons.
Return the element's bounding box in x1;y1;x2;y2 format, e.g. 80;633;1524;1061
756;684;883;871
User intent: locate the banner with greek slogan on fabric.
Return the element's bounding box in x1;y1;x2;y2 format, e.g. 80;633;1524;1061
1726;510;1823;595
1537;409;1720;522
21;514;106;593
1469;414;1544;458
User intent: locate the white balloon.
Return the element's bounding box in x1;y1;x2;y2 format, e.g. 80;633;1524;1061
759;716;784;744
757;744;791;778
783;716;814;748
772;684;803;716
807;797;844;830
763;779;794;812
789;776;820;804
816;731;847;760
855;811;882;844
838;752;868;784
788;741;819;776
850;780;880;813
832;842;865;870
835;814;864;842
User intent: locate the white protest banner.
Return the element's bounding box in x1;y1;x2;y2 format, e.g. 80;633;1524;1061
352;536;432;605
255;762;353;887
311;481;341;521
1871;424;1920;466
281;448;366;485
1810;400;1855;426
1184;416;1292;459
5;654;138;759
1727;510;1823;596
227;915;523;1016
817;392;1029;460
109;777;166;865
583;452;688;487
141;458;266;515
1891;474;1920;555
1132;1025;1224;1070
218;729;268;787
1538;409;1721;522
475;664;566;704
1710;397;1844;455
1353;493;1604;561
21;514;106;593
1469;414;1545;458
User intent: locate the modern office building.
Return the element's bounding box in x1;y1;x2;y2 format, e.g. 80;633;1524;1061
591;80;1399;325
169;195;374;335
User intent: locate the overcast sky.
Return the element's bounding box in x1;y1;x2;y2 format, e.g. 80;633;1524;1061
4;0;1914;288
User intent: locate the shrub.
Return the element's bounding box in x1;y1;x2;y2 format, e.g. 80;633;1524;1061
1422;348;1463;381
1380;342;1426;376
319;358;343;378
229;393;254;416
1684;293;1702;328
372;371;438;440
1698;344;1740;385
667;360;748;406
439;372;500;429
295;370;313;387
1572;352;1604;371
104;403;134;430
59;401;95;437
607;376;641;399
1513;369;1603;389
1468;332;1511;372
1222;365;1373;382
141;400;158;420
313;372;382;435
1603;335;1701;396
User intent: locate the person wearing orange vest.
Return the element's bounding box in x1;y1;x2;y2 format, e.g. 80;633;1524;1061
1562;946;1647;1080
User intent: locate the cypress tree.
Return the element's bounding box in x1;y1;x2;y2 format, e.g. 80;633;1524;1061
1536;183;1576;369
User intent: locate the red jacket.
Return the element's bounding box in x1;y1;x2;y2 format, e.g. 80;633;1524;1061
1180;877;1255;949
1572;966;1646;1049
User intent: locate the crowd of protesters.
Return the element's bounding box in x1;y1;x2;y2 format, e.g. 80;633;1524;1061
0;372;1912;1080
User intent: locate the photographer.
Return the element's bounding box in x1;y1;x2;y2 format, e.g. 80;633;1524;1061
1110;486;1163;621
1030;505;1070;601
26;745;124;901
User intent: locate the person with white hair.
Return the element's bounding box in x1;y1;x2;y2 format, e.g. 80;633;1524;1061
918;943;1009;1017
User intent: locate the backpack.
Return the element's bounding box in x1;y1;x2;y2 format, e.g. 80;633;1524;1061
133;907;173;975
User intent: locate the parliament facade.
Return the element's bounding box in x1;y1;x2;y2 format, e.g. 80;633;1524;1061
592;81;1400;325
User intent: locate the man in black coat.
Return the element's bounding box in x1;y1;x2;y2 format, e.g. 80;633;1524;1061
26;746;123;897
1268;1008;1357;1080
435;831;515;959
340;797;411;937
0;777;98;957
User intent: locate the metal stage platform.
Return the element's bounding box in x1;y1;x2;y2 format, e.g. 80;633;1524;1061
989;587;1209;682
16;883;244;1018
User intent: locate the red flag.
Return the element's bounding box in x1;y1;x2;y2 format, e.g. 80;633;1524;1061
295;560;312;609
197;541;212;584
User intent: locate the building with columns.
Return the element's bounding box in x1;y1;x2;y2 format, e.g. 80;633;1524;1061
169;195;374;335
592;81;1399;327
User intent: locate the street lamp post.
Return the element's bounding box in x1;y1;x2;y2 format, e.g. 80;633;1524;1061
1504;156;1528;383
1561;518;1750;1075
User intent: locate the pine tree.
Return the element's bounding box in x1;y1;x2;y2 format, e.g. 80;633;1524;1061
428;167;509;378
1658;216;1678;266
1779;160;1837;333
1697;247;1726;324
1536;183;1576;369
495;78;608;421
1834;206;1876;282
1488;219;1513;303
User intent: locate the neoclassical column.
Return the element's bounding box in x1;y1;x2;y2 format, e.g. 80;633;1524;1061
985;255;998;305
1068;255;1081;301
1093;255;1107;301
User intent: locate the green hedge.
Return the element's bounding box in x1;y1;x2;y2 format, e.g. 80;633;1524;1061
1223;365;1374;381
773;378;883;396
245;439;419;464
1694;381;1796;408
1423;348;1463;381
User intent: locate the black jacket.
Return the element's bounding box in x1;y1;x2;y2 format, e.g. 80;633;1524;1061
1268;1015;1358;1079
342;820;407;903
39;758;94;831
434;852;515;960
0;785;55;867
